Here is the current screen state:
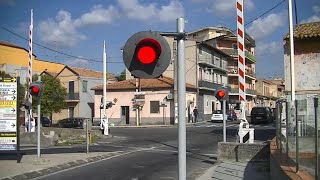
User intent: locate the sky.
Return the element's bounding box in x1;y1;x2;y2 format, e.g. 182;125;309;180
0;0;319;78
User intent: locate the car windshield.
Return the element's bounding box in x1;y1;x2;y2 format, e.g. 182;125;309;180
213;110;223;114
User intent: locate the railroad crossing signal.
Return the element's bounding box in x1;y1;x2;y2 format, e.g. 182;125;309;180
215;88;228;101
29;82;43;99
122;31;171;79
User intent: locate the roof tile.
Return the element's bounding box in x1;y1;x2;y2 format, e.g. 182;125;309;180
284;21;320;40
92;76;196;90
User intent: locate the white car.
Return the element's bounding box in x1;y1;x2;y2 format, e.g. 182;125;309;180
211;110;223;122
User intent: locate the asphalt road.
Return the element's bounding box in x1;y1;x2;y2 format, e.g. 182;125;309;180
34;122;275;180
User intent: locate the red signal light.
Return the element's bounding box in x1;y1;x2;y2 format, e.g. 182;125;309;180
217;90;225;98
136;38;161;64
31;86;39;94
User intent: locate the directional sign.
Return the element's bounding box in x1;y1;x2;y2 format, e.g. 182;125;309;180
0;95;16;100
0;120;16;132
0;77;18;151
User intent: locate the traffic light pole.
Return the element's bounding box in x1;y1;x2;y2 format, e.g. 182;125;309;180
37;75;41;157
177;17;186;180
223;100;226;142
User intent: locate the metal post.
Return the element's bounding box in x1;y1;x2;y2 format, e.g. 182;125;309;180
286;101;289;162
295;100;299;172
86;119;89;154
37;75;41;158
103;41;108;135
174;42;178;124
288;0;296;101
135;78;139;126
177;17;186;180
223;100;226;142
279;103;282;153
314;97;318;179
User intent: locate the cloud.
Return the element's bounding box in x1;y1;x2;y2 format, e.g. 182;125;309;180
64;58;90;68
74;5;120;27
301;15;320;23
300;5;320;23
206;0;254;16
117;0;184;22
247;11;286;40
312;5;320;14
38;10;87;48
255;41;282;56
38;5;119;48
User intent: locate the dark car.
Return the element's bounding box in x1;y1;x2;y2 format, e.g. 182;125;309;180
58;117;86;128
250;107;273;124
33;117;52;127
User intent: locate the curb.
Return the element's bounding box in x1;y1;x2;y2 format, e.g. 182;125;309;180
2;152;123;180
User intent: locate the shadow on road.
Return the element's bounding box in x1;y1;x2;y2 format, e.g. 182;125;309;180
145;139;217;165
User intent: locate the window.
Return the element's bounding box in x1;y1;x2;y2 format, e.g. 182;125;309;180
150;101;160;113
82;80;88;93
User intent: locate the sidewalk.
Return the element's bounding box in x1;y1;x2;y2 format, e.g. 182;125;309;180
196;161;270;180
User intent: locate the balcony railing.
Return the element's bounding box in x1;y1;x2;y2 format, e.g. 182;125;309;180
66;93;79;101
230;88;256;95
228;67;256;78
198;56;228;70
198;80;224;90
245;51;256;62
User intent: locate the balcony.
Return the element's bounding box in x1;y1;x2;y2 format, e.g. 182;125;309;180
245;51;256;63
66;93;79;101
220;49;256;63
229;88;256;96
198;80;224;91
228;67;256;79
198;56;228;72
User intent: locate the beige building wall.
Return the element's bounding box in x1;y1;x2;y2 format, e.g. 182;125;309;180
52;68;80;123
94;89;197;125
284;39;320;94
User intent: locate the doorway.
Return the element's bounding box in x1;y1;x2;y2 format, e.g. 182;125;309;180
121;106;130;124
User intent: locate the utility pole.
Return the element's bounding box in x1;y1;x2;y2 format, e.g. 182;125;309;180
174;42;178;124
177;17;186;180
103;41;108;135
37;75;41;157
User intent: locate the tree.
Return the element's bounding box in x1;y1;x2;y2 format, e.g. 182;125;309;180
0;71;25;109
115;69;126;81
31;74;67;117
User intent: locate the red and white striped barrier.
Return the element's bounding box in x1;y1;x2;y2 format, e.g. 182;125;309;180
27;9;34;132
236;0;246;102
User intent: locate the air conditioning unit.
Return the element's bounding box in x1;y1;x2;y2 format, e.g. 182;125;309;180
166;93;173;100
233;69;237;74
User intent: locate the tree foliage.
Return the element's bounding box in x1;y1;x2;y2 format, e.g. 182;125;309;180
31;74;67;116
115;69;126;81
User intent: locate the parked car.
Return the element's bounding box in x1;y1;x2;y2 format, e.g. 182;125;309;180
211;110;223;122
58;117;86;128
227;110;237;121
250;107;273;124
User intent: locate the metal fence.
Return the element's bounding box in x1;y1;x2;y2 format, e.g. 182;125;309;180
275;95;319;179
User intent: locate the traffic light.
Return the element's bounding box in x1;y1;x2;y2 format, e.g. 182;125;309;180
123;31;171;79
215;88;228;101
29;82;43;99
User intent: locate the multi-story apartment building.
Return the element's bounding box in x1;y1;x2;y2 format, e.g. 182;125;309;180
255;79;285;108
188;27;257;115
